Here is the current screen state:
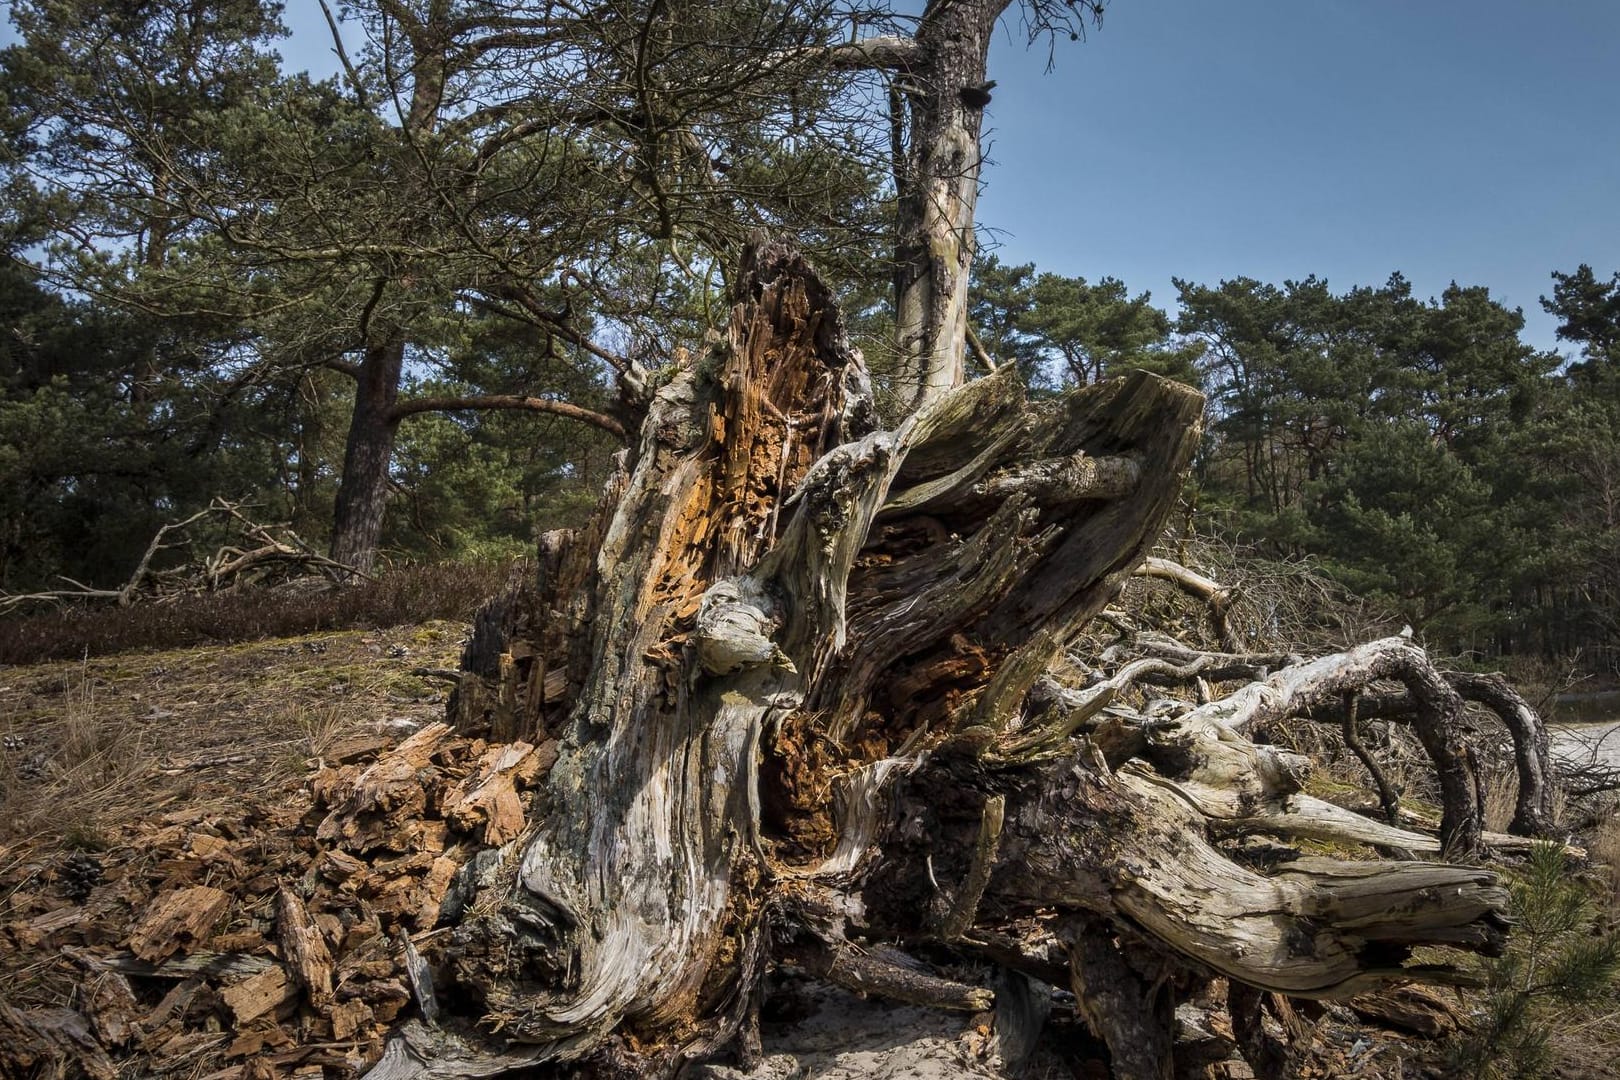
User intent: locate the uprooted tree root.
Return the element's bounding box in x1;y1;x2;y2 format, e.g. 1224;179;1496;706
0;241;1572;1080
424;242;1552;1079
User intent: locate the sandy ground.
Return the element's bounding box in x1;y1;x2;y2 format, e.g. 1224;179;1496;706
1550;718;1620;771
689;977;1082;1080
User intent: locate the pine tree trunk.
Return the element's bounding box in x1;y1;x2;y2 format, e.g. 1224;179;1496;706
412;242;1515;1080
891;0;1005;410
329;339;404;575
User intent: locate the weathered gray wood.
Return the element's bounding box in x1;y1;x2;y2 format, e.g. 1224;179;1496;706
1447;671;1556;836
1297;668;1557;838
367;1022;542;1080
984;756;1508;999
63;946;275;980
1147;636;1484;855
423;241;1516;1078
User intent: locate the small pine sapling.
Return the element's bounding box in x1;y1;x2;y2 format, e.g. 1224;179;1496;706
1449;841;1620;1079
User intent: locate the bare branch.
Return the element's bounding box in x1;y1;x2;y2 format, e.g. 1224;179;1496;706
389;395;627;440
1134;556;1242;651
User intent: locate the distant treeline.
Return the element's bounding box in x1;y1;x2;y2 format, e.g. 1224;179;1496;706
7;254;1620;670
971;257;1620;669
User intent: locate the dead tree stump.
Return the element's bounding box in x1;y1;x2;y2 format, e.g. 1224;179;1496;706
420;241;1513;1079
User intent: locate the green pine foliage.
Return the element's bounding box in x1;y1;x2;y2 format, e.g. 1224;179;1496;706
967;253;1203;389
1170;269;1598;656
2;0;1620;675
1447;842;1620;1080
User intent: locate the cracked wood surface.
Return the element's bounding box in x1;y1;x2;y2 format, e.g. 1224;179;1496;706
418;240;1516;1079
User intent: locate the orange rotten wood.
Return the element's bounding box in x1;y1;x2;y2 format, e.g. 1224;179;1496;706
422;240;1514;1080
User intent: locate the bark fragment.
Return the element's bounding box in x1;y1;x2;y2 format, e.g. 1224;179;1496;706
127;885;230;963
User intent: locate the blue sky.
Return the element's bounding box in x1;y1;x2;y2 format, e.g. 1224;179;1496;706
975;0;1620;352
16;1;1615;353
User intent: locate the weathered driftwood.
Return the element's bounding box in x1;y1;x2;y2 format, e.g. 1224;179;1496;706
419;242;1517;1080
1298;666;1558;837
1135;556;1243;653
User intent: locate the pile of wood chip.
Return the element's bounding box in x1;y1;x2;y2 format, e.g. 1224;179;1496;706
0;722;557;1079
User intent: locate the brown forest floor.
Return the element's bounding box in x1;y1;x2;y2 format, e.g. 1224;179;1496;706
0;622;487;1078
2;620;1617;1080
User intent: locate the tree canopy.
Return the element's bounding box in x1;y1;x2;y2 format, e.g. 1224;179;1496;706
3;0;1618;670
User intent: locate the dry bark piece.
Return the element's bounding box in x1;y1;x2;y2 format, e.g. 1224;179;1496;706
276;887;335;1006
127;885;231;963
140;975;205;1040
221;966;298;1025
440;740;543;844
329;999;376;1040
0;1003;118;1080
317;848;371;887
315;723;453;852
401;932;440;1024
67;945;275;981
83;972;142;1049
210;931;272;953
414;856;460;927
223;1022;293;1058
1347;984;1462;1037
324;731;398;764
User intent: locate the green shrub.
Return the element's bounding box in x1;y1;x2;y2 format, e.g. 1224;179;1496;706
1448;841;1620;1079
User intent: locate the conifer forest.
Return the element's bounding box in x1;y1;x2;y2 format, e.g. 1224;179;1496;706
2;3;1619;1080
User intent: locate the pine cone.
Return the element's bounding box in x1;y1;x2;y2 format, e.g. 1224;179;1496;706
60;852;103;902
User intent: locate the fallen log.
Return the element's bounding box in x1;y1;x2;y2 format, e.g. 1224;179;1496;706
1297;667;1558;837
422;240;1517;1080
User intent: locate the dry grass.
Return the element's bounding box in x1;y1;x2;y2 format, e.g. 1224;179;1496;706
1593;808;1620;915
1482;767;1520;835
0;560;518;666
0;621;466;890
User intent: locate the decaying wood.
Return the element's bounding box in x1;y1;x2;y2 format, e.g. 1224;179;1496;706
0;240;1548;1080
1061;917;1173;1080
1;719;580;1080
277;887;336;1006
0;1003;118;1080
418;240;1527;1079
1120;636;1485;856
1446;672;1556;836
68;946;277;981
436;241;1205;1059
127;885;231;963
1348;984;1464;1038
439;740;555;845
784;937;995;1012
221;966;299;1025
1226;984;1304;1080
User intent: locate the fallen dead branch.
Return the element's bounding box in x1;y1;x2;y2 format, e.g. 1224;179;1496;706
1134;556;1243;652
0;499;369;613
